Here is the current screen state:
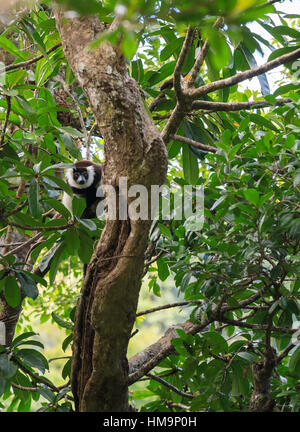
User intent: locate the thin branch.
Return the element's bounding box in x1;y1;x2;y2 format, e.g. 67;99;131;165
136;300;202;317
139;368;178;381
161;27;195;143
173;26;195;103
276;344;297;365
192;97;292;112
146;373;195;399
219;316;295;334
189;48;300;99
144;249;165;267
8;221;74;232
173;134;217;153
11;382;38;392
3;200;27;218
4;232;43;257
222;292;262;312
149;93;167;112
167;402;190;410
263;0;282;6
0;95;11;148
86;123;97;160
0;43;62;75
53;76;89;151
265;309;276;360
12;355;59;392
187;17;224;88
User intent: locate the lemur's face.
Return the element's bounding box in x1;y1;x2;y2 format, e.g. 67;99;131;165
66;165;95;189
73;168;89;185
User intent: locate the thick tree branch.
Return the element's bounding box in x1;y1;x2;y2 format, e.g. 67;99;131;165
129;291;265;383
172;134;217;153
128;319;211;384
189;48;300;99
192;97;292;112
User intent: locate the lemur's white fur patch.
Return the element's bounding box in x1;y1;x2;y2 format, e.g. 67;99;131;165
65;165;95;189
62;166;96;215
62;192;73;215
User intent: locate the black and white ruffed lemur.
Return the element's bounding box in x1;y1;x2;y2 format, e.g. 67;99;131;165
62;160;102;219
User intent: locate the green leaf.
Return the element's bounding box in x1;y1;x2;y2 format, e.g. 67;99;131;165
62;334;73;352
38;388;55;403
248;114;278;132
237;351;258;363
203;332;228;355
157;257;169;281
56;126;84;138
42;163;74;173
44;218;68;228
62;358;72;380
63;229;80;254
289;346;300;376
0;36;28;60
15;95;37;122
52;313;73;330
44;198;71;219
0;353;18;379
49;243;66;285
72;197;86;218
268;46;300;62
15;271;38;300
4;276;21;308
78;231;94;264
158;223;171;238
17;348;49;373
240;42;270;95
44;174;73;195
122;32;138;59
273;82;300;97
28;178;42;220
160;37;184;61
182;143;199;185
147;61;176;86
38;243;60;274
167;140;182;159
243;189;260;207
131;59;144;83
11;332;37;348
77;218;97;231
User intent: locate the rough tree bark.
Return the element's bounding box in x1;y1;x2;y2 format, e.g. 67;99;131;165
54;11;168;412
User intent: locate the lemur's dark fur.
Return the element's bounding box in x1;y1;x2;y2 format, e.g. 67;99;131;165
62;160;102;219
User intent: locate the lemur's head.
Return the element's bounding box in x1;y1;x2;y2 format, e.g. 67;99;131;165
66;160;101;189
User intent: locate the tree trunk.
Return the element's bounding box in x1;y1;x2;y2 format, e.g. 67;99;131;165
249;355;276;412
54;11;168;412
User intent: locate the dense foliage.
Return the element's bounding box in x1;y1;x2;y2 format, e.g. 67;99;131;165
0;0;299;412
